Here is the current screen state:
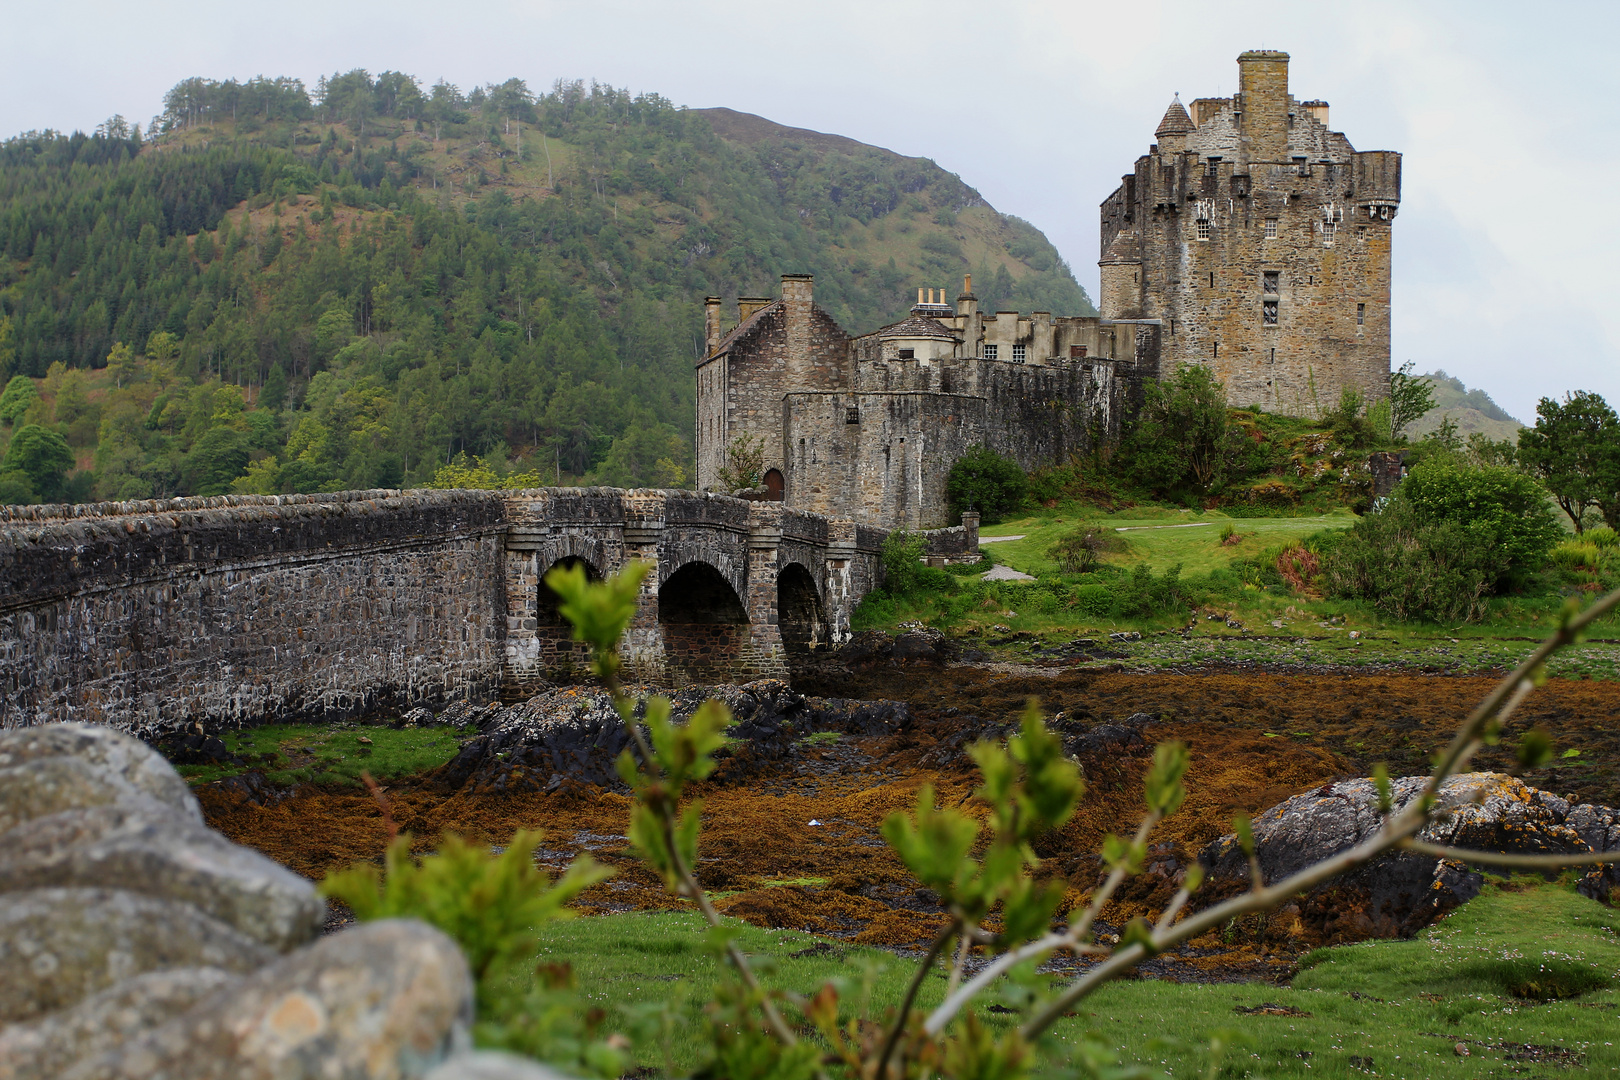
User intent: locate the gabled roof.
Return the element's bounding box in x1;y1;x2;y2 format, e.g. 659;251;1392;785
712;299;783;355
1156;94;1194;138
876;316;957;341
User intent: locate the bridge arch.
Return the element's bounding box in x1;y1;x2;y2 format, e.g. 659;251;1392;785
658;560;750;684
777;561;828;652
536;554;602;625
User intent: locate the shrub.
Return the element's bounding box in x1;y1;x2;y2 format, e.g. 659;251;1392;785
1123;366;1245;496
1401;457;1563;585
1112;562;1185;619
1320;500;1499;623
880;529;927;594
1071;583;1114;617
945;444;1027;523
1048;525;1126;573
0;375;39;425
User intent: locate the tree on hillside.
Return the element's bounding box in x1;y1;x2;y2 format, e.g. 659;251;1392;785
1516;391;1620;534
1389;361;1437;439
3;424;74;502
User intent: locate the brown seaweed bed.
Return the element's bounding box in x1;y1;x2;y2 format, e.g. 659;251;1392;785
197;661;1620;981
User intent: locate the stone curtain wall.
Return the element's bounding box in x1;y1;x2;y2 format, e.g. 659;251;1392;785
0;491;508;733
2;488;887;731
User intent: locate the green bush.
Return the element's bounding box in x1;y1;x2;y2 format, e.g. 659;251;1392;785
1401;457;1562;585
1071;583;1114;617
1122;366;1244;497
945;444;1027;523
1111;563;1185;619
1320;499;1501;623
879;529;927;594
3;424;74;502
1049;525;1127;573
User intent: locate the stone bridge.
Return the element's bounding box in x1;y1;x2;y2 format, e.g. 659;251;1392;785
0;488;896;733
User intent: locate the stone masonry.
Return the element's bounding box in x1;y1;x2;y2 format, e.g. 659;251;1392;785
696;274;1159;530
0;489;886;733
1099;50;1400;414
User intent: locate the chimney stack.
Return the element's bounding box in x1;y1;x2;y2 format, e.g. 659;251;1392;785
703;296;722;357
1236;50;1291;161
780;272;814;305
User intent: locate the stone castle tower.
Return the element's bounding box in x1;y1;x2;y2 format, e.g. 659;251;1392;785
1099;50;1401;415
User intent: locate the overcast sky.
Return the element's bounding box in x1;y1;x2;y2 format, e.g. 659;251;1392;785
4;0;1611;422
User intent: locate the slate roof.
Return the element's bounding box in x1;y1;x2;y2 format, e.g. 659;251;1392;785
1156;94;1194;137
876;316;957;341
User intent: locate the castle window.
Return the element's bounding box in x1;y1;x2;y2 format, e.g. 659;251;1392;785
1262;300;1279;326
1196;219;1211;241
1357;303;1366;327
1264;218;1278;240
983;344;998;361
845;407;859;424
1323;221;1337;247
1070;344;1088;358
1205;157;1221;177
1294;156;1310;177
897;348;914;360
1263;271;1279;295
1011;343;1027;363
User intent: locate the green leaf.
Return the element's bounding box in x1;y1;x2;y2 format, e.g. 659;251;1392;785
1233;813;1255;858
1518;728;1555;770
1144;741;1190;818
1372;762;1393;815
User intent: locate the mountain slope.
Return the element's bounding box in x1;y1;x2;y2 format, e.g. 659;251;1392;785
0;75;1089;504
1407;370;1524;442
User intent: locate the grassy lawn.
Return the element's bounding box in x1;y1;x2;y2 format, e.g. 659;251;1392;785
979;507;1357;579
172;722;467;787
532;882;1620;1077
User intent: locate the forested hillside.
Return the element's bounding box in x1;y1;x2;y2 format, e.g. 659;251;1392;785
0;73;1090;503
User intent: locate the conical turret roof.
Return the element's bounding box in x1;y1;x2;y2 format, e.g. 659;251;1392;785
1155;94;1194;137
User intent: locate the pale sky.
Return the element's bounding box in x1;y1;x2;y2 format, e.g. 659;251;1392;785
4;0;1612;422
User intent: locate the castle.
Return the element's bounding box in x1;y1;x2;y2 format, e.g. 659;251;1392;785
694;50;1399;530
1100;50;1401;412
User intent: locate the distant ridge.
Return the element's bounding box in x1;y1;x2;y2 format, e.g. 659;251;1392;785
696;107;880;157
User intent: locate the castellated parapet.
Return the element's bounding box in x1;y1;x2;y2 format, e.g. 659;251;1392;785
1099;50;1400;415
696;275;1160;530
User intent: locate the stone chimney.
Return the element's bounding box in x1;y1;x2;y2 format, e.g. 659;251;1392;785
1301;99;1330;127
737;296;773;322
1237;50;1291;162
704;296;722;357
782;273;814;384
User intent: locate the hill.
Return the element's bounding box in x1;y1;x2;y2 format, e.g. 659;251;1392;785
1406;369;1524;443
0;73;1089;504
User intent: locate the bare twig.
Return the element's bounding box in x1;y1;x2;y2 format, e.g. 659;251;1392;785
360;771;398;845
1402;840;1618;869
875;922;957;1077
1014;585;1620;1041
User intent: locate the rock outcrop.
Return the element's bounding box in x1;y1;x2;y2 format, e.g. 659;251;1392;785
431;679;911;793
1198;773;1620;941
0;724;476;1080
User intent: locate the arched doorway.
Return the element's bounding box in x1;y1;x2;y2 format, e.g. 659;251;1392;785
777;563;827;653
537;555;601;675
658;561;748;684
762;468;785;501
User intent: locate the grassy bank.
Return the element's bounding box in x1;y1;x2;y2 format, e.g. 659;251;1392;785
172;722;467;787
851;502;1620;676
530;881;1619;1078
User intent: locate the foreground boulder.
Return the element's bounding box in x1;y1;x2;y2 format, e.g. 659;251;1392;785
0;724;474;1079
1199;773;1620;940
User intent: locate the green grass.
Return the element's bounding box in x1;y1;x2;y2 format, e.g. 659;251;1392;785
172;722;467;787
980;508;1356;578
534;882;1620;1077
